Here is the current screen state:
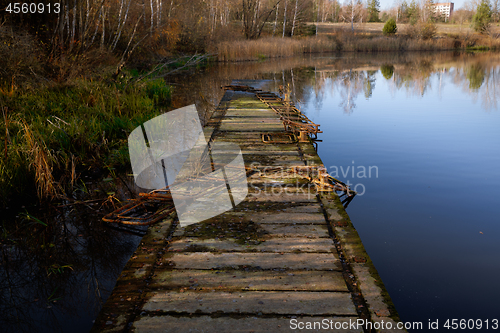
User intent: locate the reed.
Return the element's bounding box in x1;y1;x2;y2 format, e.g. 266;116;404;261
216;38;302;62
214;32;500;62
21;121;58;199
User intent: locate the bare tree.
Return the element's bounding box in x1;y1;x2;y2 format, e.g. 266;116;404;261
282;0;288;37
342;0;364;31
291;0;299;36
273;2;280;35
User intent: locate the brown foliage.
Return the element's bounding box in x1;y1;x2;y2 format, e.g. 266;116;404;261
0;26;42;88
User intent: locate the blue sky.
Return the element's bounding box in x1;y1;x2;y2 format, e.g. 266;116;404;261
378;0;466;10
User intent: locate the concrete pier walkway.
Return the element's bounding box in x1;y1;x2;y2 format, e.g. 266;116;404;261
91;85;402;332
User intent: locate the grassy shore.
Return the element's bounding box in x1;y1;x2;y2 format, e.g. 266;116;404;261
0;76;171;206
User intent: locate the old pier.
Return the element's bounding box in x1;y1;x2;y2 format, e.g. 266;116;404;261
92;81;402;332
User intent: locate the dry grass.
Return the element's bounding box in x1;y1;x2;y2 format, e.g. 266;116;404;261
214;37;339;62
0;76;171;206
21;121;58;200
215;38;303;62
214;23;500;62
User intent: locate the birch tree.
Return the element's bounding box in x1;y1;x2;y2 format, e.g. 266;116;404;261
342;0;364;31
242;0;281;39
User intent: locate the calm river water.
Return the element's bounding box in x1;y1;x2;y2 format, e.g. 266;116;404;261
255;52;500;331
292;53;500;331
2;52;499;332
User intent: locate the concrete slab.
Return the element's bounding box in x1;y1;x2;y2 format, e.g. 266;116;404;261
216;150;300;156
234;202;323;214
167;237;335;253
132;315;363;333
259;224;330;238
214;132;264;141
150;269;348;292
168;252;341;270
222;117;283;124
171;218;329;239
219;124;285;132
223;143;299;151
225;109;277;117
244;191;317;203
142;291;357;316
248;212;327;225
352;266;392;319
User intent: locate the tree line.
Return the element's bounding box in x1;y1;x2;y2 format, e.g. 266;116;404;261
1;0;498;63
0;0;384;55
383;0;497;30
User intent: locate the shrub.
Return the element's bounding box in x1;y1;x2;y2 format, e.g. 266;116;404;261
144;79;171;107
383;18;398;35
403;23;421;39
421;21;437;40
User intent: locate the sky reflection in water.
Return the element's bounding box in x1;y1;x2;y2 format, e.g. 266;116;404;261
295;53;500;330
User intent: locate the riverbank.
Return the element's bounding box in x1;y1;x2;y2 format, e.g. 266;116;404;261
0;75;170;206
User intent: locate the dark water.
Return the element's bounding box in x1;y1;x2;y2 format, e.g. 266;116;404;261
2;52;499;332
0;178;147;333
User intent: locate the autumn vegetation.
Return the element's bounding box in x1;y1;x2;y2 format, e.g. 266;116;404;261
1;0;500;80
1;0;500;208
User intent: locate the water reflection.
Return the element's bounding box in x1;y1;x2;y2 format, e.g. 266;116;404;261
0;179;143;333
451;60;500;110
178;52;500;115
380;64;395;79
466;63;485;90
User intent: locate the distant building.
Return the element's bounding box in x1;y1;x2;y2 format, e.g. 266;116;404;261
434;2;454;21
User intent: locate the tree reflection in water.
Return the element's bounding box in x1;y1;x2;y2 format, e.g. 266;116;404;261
226;52;500;114
467;63;486;90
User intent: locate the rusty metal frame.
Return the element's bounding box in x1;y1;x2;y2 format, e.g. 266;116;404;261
223;84;322;139
102;197;175;226
261;133;298;144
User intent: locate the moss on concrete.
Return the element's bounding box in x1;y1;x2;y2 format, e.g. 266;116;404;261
183;219;269;245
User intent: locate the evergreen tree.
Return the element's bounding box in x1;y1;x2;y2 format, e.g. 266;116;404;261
472;0;493;33
367;0;381;22
383;18;398;35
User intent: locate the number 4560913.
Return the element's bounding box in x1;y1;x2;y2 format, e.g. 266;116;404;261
5;3;60;14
